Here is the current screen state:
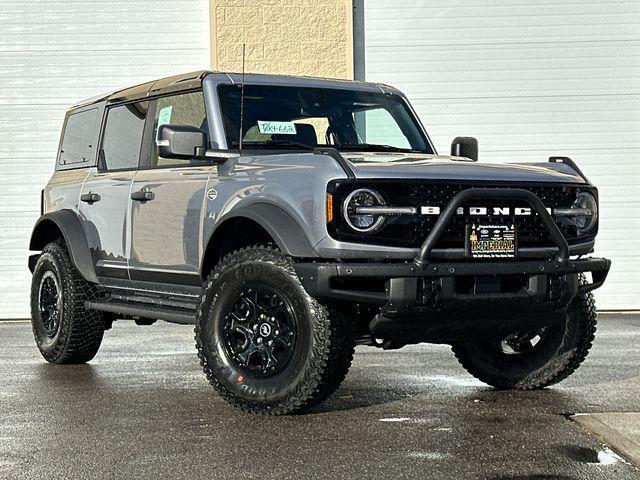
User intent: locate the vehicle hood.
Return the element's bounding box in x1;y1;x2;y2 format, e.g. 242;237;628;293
343;153;586;184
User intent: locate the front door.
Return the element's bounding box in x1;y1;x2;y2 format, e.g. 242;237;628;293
128;91;212;285
78;100;149;279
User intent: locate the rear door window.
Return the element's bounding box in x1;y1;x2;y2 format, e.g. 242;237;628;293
58;108;99;166
102;101;149;170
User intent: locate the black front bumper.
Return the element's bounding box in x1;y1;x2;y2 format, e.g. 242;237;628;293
295;256;610;345
296;256;611;308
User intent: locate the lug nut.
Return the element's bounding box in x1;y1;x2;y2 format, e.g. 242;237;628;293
274;330;279;336
257;337;263;344
268;340;273;346
252;324;258;331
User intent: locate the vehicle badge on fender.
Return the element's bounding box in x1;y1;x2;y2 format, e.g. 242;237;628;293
206;188;218;201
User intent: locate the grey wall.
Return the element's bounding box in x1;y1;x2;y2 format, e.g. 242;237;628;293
357;0;640;309
0;0;211;318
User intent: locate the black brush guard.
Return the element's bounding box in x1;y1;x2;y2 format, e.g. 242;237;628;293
296;188;611;345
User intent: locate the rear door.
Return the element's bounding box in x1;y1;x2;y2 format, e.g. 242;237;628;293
128;91;212;285
78;100;149;279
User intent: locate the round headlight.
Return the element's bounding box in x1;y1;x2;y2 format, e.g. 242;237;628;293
555;191;598;234
343;188;386;233
573;191;598;232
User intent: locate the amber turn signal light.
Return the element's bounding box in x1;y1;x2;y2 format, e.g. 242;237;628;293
326;194;334;223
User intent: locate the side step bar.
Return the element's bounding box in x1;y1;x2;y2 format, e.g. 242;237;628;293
85;300;195;325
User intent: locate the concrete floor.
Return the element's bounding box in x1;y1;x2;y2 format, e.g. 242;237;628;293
0;313;638;480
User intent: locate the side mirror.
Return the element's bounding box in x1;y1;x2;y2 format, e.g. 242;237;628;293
451;137;478;162
156;124;207;159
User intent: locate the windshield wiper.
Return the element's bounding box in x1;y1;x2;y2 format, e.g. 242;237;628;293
232;140;315;150
232;140;427;154
338;143;426;154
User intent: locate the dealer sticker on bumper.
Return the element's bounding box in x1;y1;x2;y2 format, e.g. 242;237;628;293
468;224;516;258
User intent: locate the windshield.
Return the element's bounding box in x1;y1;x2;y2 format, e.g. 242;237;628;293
218;84;434;155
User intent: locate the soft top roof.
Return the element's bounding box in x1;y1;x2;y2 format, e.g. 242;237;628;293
70;71;397;110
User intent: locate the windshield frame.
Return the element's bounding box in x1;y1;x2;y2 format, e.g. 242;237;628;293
214;82;436;155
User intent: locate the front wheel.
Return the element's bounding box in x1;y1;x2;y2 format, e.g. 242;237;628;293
452;279;597;389
195;246;355;415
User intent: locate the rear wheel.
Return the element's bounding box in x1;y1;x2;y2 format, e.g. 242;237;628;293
195;246;355;414
30;239;106;364
452;277;597;389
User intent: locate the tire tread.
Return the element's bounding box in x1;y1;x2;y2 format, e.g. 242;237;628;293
452;277;597;390
31;239;105;364
194;245;355;414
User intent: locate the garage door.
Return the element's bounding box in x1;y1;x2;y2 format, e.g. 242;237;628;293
0;0;210;319
358;0;640;309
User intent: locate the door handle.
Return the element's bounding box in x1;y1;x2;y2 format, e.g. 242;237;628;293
131;189;154;202
80;192;101;204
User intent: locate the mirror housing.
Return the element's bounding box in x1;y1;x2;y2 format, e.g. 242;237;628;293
156;124;207;159
451;137;478;162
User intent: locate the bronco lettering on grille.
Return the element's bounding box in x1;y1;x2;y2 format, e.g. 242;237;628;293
420;206;553;216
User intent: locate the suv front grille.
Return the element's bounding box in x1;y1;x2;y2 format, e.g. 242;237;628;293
329;181;595;250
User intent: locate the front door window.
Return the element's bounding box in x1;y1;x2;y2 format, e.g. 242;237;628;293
148;91;208;168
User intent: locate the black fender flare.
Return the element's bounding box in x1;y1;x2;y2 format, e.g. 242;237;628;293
29;210;98;283
210;203;316;258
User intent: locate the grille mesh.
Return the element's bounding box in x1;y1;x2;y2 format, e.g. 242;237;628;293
330;181;593;249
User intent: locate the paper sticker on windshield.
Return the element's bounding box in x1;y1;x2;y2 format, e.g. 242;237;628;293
157;106;173;127
257;121;297;135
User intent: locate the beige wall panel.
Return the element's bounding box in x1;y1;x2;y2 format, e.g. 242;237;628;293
211;0;353;79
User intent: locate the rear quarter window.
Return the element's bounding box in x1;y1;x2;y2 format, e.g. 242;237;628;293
58;108;99;168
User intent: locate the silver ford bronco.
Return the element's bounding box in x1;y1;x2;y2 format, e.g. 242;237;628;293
29;71;610;414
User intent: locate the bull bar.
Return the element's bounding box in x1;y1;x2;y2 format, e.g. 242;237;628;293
295;187;611;344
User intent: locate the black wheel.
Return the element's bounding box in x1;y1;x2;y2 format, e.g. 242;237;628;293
195;246;355;415
452;276;597;389
30;239;106;364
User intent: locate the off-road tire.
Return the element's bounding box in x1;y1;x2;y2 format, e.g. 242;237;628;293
451;276;597;389
30;239;105;364
195;246;356;415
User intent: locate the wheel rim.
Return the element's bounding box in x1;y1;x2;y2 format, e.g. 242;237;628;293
499;328;547;355
38;271;61;337
221;284;297;378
